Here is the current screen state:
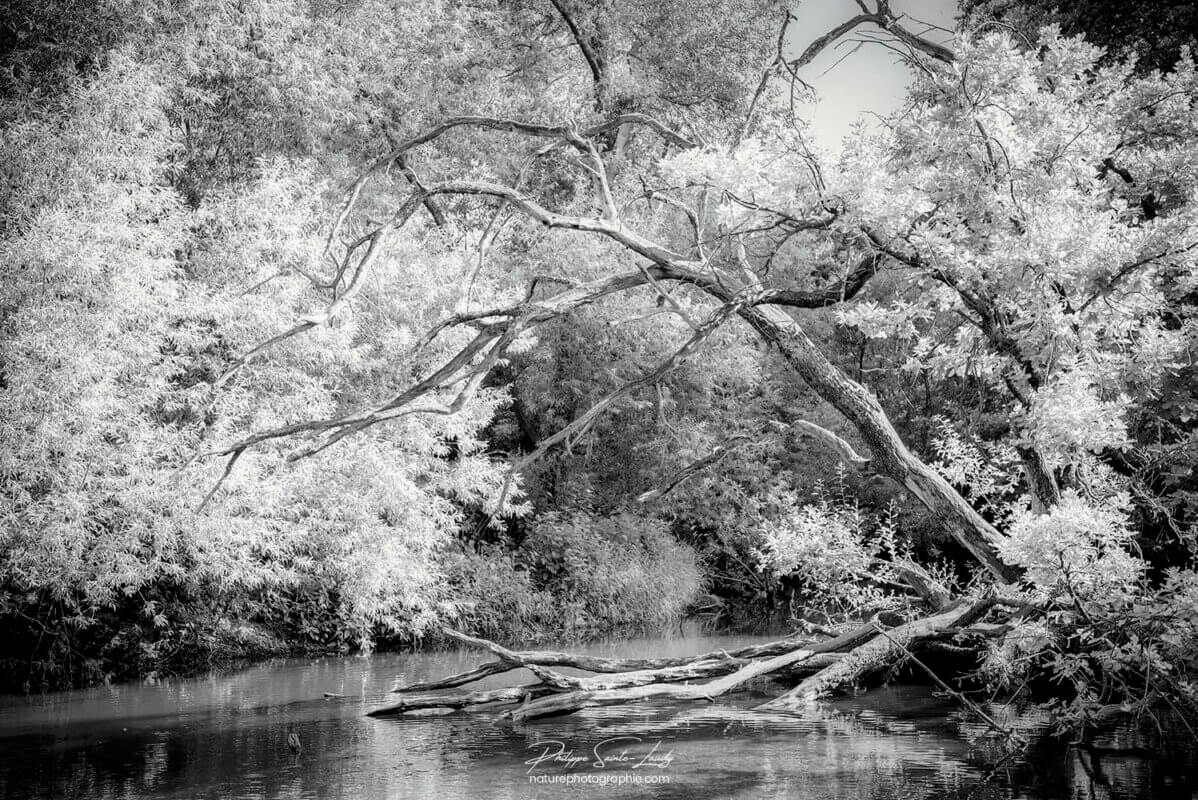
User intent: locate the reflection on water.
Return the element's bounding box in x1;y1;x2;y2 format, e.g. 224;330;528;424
1;627;1194;800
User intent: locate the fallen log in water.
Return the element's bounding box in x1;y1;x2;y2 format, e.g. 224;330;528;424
500;614;944;722
367;594;1015;721
392;630;821;693
368;684;553;716
757;598;989;710
370;650;842;717
502;644;837;722
500;651;848;718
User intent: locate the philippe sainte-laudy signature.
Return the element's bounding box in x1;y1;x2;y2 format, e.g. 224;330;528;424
525;736;676;773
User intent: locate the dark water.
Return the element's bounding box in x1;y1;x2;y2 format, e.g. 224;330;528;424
1;627;1195;800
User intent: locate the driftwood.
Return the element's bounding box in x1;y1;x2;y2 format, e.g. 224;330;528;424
361;591;1020;723
371;656;842;718
758;599;988;710
366;596;1015;720
392;630;822;694
369;684;553;716
503;645;840;723
439;628;576;688
506;602;991;722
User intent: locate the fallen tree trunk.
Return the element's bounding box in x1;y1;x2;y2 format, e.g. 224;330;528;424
369;599;1014;721
370;654;845;717
369;684;552;716
758;597;995;711
504;644;838;723
562;653;842;691
502;620;900;722
393;631;823;693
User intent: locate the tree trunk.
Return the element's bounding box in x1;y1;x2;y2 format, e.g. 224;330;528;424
364;603;1017;720
368;684;553;716
735;303;1018;582
505;646;836;723
394;630;827;694
758;599;988;710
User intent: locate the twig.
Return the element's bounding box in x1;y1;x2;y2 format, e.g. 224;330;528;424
873;624;1021;742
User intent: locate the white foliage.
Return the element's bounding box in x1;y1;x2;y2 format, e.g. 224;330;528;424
997;490;1143;596
1022;371;1130;465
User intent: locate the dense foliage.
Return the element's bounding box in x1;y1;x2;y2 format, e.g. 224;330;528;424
0;0;751;690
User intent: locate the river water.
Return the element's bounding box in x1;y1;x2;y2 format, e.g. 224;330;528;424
1;627;1194;799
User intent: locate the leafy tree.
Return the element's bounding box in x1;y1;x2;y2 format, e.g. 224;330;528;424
1;0;782;689
959;0;1198;559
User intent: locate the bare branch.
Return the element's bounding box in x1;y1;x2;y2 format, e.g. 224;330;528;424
216;206;409;389
372;114;695;173
790;419;871;468
786;2;955;77
211;325;502;456
441;628;575;689
580;113;697;150
740;9;799;144
637;434;754;503
624;189;703;255
206;263;681;467
425;179;695;265
546;0;607;107
1077;242;1198;314
584;138;619;219
395;154;447;225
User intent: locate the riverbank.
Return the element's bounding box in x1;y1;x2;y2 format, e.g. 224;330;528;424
1;512;709;694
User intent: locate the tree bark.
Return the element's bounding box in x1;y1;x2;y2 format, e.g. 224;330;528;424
395;630;824;693
368;684;552;716
735;303;1019;582
505;646;832;723
758;598;995;710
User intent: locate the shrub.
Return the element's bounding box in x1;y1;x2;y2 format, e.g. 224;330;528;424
980;568;1198;735
520;511;703;631
440;543;556;641
755;476;908;617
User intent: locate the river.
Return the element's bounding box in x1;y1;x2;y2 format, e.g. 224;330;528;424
1;627;1194;799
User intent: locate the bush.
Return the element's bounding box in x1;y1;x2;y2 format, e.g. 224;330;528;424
436;514;703;644
754;475;913;618
520;511;703;632
440;543;556;641
0;52;513;688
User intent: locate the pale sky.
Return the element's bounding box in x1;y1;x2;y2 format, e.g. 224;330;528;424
784;0;959;151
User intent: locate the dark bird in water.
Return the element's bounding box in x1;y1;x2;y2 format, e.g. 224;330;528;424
287;729;302;756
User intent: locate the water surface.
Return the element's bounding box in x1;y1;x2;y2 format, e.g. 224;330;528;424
2;628;1194;799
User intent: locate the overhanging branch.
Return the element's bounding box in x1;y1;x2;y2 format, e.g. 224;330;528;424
788;1;956;72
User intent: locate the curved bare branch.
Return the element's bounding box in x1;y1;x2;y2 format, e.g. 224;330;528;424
788;1;956;73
